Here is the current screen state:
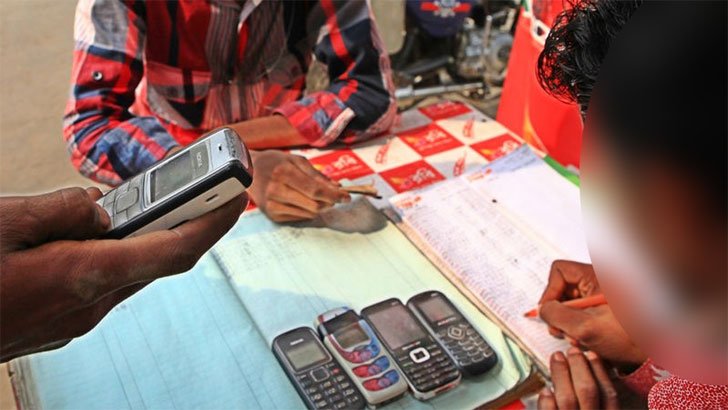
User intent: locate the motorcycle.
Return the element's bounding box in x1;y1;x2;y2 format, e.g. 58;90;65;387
389;0;518;109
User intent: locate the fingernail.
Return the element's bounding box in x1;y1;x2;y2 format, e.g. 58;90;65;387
552;351;566;362
567;347;581;356
541;387;553;396
585;351;599;360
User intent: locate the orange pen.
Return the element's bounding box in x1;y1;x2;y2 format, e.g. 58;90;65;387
523;294;608;318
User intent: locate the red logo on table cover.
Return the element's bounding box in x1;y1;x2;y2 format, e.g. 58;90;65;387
398;124;462;157
462;118;475;138
418;100;472;120
375;138;393;165
380;161;445;193
471;134;521;161
309;150;374;181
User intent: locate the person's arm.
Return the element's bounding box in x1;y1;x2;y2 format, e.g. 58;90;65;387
63;0;179;186
228;116;307;150
269;0;396;148
0;188;246;361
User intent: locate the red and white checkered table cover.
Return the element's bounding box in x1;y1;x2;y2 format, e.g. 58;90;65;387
289;100;527;208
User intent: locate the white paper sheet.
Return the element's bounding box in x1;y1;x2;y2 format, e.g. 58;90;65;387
390;146;586;368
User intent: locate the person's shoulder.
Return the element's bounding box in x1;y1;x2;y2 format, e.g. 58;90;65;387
648;376;728;410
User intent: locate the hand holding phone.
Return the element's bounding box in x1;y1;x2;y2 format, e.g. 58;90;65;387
97;128;252;239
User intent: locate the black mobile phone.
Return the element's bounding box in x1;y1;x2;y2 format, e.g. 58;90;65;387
407;291;498;377
272;327;365;410
360;298;461;400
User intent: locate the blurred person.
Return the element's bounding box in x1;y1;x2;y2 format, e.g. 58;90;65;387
64;0;395;222
533;0;727;408
0;187;246;361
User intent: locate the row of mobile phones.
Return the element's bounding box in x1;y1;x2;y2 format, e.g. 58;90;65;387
272;291;498;409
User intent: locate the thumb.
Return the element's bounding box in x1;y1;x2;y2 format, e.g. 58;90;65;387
539;300;592;339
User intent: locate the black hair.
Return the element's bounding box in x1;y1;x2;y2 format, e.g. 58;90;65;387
536;0;642;114
539;0;727;214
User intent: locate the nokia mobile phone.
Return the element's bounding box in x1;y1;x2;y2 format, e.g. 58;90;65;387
407;291;497;377
361;299;461;400
97;128;253;239
272;327;365;410
316;308;408;407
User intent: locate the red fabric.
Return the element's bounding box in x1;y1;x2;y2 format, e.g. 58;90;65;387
649;377;728;409
496;7;583;168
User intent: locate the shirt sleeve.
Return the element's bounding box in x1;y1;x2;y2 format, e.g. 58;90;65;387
617;358;669;398
274;0;396;147
64;0;179;186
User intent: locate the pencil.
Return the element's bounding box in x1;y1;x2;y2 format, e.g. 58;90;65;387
341;184;382;199
523;294;608;318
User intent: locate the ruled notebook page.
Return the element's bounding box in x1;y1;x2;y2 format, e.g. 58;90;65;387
390;146;586;368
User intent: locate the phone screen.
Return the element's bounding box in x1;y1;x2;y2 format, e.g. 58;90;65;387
285;340;328;372
367;304;427;350
335;324;369;349
418;297;457;323
151;144;209;202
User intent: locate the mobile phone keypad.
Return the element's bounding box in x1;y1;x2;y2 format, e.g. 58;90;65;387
396;343;460;392
438;323;495;369
296;362;365;410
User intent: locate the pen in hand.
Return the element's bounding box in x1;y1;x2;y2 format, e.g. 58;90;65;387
524;294;608;318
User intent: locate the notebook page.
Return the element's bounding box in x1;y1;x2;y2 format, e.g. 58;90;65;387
465;146;590;262
390;178;569;368
11;254;303;409
211;205;526;409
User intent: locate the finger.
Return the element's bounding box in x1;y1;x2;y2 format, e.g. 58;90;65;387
539;260;570;304
537;387;558;410
81;194;245;294
286;158;350;204
0;187;110;252
85;187;104;201
539;301;592;340
266;200;318;222
585;351;619;410
550;351;578;410
566;347;599;409
290;155;340;186
267;184;328;214
539;260;595;304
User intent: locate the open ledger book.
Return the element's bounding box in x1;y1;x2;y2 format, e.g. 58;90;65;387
10;199;537;409
9;145;579;409
388;145;590;371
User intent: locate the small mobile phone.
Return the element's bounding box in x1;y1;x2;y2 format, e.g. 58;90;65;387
316;308;408;407
272;327;365;410
407;291;497;377
361;299;461;400
97;128;253;239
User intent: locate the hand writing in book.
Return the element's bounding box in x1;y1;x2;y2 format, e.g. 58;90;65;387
538;348;619;410
538;260;647;366
0;187;246;362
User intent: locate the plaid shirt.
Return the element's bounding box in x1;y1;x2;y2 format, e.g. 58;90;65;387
65;0;395;185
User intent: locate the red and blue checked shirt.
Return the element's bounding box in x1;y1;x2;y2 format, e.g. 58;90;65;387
65;0;396;185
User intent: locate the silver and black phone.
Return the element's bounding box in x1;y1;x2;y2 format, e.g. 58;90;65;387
272;327;365;410
97;128;253;239
408;291;497;377
361;298;461;401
